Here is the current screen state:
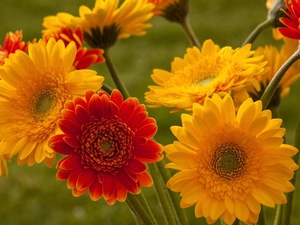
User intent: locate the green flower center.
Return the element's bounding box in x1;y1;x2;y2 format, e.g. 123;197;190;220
30;87;57;122
211;141;247;180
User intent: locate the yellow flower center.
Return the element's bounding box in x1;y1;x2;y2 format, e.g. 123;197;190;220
211;141;246;180
170;56;230;90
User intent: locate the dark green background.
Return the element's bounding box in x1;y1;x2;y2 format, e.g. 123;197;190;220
0;0;299;224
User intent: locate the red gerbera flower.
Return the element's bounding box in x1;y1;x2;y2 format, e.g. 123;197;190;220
48;90;163;205
43;26;105;69
0;30;32;66
278;0;300;39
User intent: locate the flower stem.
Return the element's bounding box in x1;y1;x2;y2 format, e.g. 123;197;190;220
103;49;130;99
280;112;300;225
181;17;201;49
126;193;157;225
242;19;273;46
257;207;266;225
157;158;189;225
148;163;179;225
261;46;300;110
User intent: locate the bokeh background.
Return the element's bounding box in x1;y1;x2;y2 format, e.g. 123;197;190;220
0;0;299;224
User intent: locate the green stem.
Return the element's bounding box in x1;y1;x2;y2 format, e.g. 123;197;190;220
257;207;266;225
242;19;273;46
103;49;130;99
126;193;157;225
148;163;178;225
274;204;282;225
181;17;201;49
157;158;189;225
280;113;300;225
261;47;300;110
100;83;113;94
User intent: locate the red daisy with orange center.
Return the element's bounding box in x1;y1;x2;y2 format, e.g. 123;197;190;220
48;89;162;205
278;0;300;39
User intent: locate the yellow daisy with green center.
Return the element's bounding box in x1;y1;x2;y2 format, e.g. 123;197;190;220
145;39;266;112
0;38;104;167
165;94;298;224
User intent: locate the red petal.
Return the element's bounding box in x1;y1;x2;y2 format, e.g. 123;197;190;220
62;109;80;124
127;159;146;174
85;90;96;104
75;104;90;124
135;123;158;139
58;154;81;170
102;172;116;200
138;172;153;187
67;167;83;189
105;189;118;205
76;169;96;190
126;111;147;130
63;135;81;148
56;170;71;180
72;187;87;197
134;140;163;163
89;94;104;118
89;180;103;201
118;98;137;123
116;180;127;202
116;169;140;194
110;89;124;107
277;27;300;39
57;119;81;137
74;96;88;109
48;134;75;155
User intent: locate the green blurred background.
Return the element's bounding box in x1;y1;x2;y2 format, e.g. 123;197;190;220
0;0;299;224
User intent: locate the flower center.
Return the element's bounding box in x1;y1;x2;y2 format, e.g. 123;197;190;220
211;141;246;180
29;87;58;122
79;116;134;174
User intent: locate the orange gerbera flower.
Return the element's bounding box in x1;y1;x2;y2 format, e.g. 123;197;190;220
149;0;189;23
0;31;33;66
43;13;105;69
48;90;163;204
278;0;300;39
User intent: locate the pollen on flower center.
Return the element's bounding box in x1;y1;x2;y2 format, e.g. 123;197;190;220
211;141;247;180
79;116;134;174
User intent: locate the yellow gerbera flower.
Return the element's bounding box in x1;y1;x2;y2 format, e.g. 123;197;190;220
0;38;104;167
145;39;266;111
165;94;298;224
248;40;300;108
72;0;154;49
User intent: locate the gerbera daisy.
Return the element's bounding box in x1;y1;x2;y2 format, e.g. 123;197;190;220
149;0;189;23
165;94;298;224
72;0;154;49
0;38;104;167
42;13;105;69
0;30;32;66
48;89;162;204
247;41;300;108
145;39;266;112
278;0;300;39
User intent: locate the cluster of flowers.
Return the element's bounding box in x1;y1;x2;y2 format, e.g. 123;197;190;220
0;0;299;224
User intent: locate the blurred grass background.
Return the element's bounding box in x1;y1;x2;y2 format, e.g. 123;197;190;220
0;0;299;224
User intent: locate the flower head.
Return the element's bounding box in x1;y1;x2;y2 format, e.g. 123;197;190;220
0;30;33;66
165;94;298;224
72;0;154;49
0;38;104;167
278;0;300;39
247;41;300;107
145;39;266;112
149;0;189;23
43;13;105;69
48;89;162;204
